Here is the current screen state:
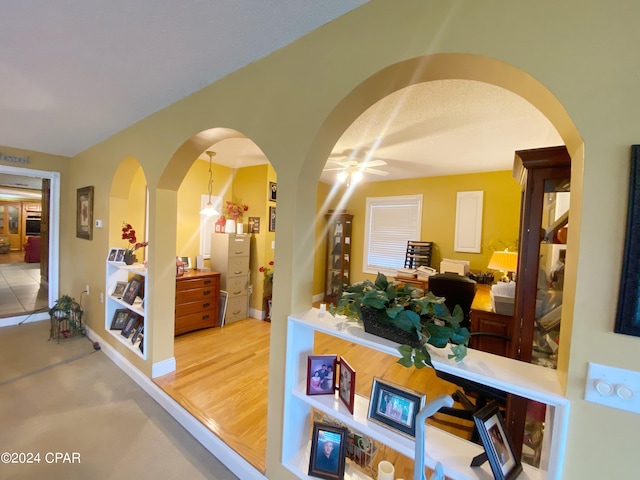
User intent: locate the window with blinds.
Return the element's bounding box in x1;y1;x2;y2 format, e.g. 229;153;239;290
363;194;423;275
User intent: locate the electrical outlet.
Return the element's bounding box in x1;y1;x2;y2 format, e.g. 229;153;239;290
85;284;90;295
100;293;104;303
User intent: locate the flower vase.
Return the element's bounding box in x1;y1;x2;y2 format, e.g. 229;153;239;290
124;253;136;265
236;222;244;234
225;219;236;234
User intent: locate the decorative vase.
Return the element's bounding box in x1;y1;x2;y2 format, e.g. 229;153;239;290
377;460;395;480
236;222;244;234
225;218;236;234
123;253;135;265
360;307;421;348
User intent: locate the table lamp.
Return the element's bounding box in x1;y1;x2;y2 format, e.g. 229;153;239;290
488;249;518;282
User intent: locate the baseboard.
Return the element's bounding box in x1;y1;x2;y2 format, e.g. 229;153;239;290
312;292;324;304
84;325;267;480
0;311;48;328
249;306;267;321
152;357;176;378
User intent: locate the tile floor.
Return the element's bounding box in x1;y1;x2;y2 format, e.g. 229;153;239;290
0;252;48;318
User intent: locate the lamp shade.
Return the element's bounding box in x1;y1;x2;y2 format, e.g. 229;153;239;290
487;250;518;273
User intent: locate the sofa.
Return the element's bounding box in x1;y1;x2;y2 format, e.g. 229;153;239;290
24;236;41;263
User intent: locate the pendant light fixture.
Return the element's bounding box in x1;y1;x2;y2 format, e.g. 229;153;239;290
200;151;220;216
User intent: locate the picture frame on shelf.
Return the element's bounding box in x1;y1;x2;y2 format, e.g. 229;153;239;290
367;377;425;438
115;248;125;262
177;256;192;270
269;181;277;202
138;335;144;353
338;357;356;414
248;216;260;233
308;422;347;480
111;281;128;298
122;277;143;305
269;206;276;232
110;308;130;330
76;185;94;240
108;248;117;261
307;355;338;395
130;323;144;344
121;313;138;339
472;403;523;480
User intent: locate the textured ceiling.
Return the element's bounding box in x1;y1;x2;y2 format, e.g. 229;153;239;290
0;1;562;190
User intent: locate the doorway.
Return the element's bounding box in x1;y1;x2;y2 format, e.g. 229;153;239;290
0;165;60;326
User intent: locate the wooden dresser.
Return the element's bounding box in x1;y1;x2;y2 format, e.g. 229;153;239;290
175;269;221;336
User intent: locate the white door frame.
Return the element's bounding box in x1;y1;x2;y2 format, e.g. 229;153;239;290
0;164;60;326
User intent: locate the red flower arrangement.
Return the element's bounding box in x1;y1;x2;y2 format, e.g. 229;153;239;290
121;222;149;255
225;201;249;221
259;260;274;284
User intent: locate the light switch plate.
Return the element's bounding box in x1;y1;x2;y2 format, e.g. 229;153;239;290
585;362;640;414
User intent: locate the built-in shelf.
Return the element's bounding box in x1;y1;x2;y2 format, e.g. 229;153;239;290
283;309;569;480
105;261;147;359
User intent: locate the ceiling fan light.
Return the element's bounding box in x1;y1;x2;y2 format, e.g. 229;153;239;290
351;171;363;184
337;171;348;183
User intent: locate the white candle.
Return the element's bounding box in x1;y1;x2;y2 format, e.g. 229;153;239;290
377;460;395;480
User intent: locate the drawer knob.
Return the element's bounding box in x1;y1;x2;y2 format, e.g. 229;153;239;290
202;314;210;320
232;310;241;315
233;290;242;295
204;280;211;285
203;302;210;308
234;271;243;274
203;290;211;295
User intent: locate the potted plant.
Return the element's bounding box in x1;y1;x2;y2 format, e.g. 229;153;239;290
121;222;149;265
330;272;470;367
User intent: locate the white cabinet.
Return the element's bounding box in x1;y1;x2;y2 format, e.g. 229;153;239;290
283;309;570;480
210;233;250;324
105;259;147;358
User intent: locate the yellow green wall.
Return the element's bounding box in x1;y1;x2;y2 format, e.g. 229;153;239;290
17;1;640;478
314;170;521;292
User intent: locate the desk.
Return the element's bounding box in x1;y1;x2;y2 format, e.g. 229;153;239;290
470;284;514;357
395;276;429;292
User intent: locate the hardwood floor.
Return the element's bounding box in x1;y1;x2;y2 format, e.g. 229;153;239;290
154;316;474;478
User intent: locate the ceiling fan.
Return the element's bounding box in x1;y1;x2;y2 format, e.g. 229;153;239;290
323;148;390;185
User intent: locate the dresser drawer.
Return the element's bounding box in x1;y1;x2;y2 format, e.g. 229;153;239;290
176;275;218;292
176;286;215;304
226;276;248;297
175;311;217;335
225;295;247;324
175;298;215;317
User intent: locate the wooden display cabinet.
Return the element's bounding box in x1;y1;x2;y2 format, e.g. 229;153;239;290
323;210;353;305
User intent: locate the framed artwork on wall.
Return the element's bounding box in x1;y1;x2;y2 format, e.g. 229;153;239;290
76;186;94;240
269;181;277;202
269;206;276;232
615;145;640;337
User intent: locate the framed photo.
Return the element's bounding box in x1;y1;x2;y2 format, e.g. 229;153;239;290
111;281;128;298
367;377;425;438
115;248;125;262
338;358;356;414
131;322;144;344
269;181;277;202
122;277;143;305
110;308;130;330
108;248;117;261
76;186;94;240
307;355;337;395
248;216;260;234
473;403;523;480
308;422;347;480
138;335;144;353
177;256;192;270
269;206;276;232
615;145;640;337
121;313;138;339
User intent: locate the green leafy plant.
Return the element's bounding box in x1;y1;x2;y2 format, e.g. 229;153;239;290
330;272;470;367
49;294;84;335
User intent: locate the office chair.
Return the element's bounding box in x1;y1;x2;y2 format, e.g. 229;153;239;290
427;273;477;327
428;273;511;441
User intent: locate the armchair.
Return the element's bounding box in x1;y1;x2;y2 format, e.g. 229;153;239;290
24;236;41;263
